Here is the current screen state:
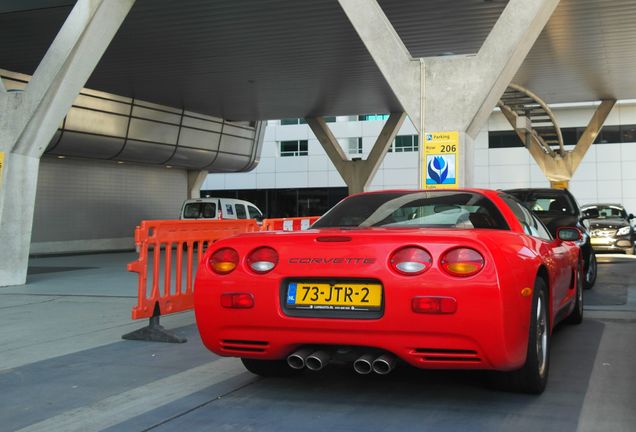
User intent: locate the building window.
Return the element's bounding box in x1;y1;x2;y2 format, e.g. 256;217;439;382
488;124;636;148
280;118;306;125
280;140;308;157
339;137;363;155
389;135;419;152
280;117;335;125
358;114;390;121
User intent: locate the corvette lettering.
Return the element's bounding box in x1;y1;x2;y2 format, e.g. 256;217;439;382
288;257;375;265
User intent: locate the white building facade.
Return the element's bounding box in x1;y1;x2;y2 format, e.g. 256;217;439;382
203;102;636;214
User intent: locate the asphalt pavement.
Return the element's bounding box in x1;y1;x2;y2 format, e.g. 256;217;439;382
0;252;634;432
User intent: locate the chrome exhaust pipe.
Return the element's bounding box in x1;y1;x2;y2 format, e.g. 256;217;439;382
287;347;314;370
305;350;331;371
353;354;375;375
372;353;397;375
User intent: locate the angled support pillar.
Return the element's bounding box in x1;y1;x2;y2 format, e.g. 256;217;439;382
307;112;406;194
339;0;559;187
501;100;616;187
187;170;208;199
0;0;135;287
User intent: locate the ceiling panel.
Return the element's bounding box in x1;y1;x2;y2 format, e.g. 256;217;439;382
1;0;635;121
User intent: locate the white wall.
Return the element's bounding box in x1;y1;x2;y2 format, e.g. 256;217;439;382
203;118;421;192
203;101;636;215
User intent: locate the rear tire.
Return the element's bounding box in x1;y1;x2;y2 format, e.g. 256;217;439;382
241;358;298;377
584;251;597;290
565;259;584;325
496;277;551;394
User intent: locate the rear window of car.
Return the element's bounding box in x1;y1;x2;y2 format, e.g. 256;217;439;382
312;191;509;230
507;190;577;216
583;205;627;219
183;202;216;219
183;203;202;219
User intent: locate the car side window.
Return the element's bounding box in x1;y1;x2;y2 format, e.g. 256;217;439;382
225;203;234;216
528;212;552;240
235;204;247;219
248;206;262;219
500;195;552;241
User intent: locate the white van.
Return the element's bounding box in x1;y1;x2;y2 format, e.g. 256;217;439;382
180;198;264;222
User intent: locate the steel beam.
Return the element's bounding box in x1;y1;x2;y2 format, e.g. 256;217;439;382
307;112;406;194
499;99;617;184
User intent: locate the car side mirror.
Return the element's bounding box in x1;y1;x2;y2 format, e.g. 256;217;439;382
629;214;634;221
557;227;581;242
582;208;599;219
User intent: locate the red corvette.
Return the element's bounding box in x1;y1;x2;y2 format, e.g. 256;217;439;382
194;189;584;393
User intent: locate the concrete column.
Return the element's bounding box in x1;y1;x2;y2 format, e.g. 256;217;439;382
187;170;208;199
306;112;406;194
501;99;616;187
0;0;135;287
339;0;559;187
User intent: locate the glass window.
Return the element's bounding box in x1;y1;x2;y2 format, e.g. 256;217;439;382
248;206;262;219
561;127;578;146
280;118;307;125
201;203;216;218
235;204;247;219
500;195;552;240
389;135;419;152
225;203;234;215
582;205;627;219
312;191;509;230
621;125;636;143
594;125;620;144
488;130;524;149
358;114;390;121
183;203;201;219
506;190;577;216
280;140;308;157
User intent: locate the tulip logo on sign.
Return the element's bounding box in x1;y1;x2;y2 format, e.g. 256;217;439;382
426;154;456;185
427;156;448;184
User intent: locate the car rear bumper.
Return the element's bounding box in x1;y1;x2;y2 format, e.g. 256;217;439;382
195;278;531;371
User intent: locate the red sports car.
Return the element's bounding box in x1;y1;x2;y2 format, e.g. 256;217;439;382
194;189;584;393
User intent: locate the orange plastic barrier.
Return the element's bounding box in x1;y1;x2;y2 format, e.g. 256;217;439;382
260;216;320;232
127;219;259;320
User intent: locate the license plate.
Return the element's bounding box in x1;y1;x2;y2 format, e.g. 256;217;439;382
286;282;382;311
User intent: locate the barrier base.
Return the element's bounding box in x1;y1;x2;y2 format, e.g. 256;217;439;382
122;315;187;343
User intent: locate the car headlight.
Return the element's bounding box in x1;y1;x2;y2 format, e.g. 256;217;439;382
617;226;631;236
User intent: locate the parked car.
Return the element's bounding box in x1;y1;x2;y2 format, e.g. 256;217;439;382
195;189;584;394
504;188;597;289
180;198;263;222
580;203;635;254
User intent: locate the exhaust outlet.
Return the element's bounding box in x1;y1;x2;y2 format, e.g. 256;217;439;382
353;354;375;375
372;353;397;375
287;347;314;370
305;350;331;371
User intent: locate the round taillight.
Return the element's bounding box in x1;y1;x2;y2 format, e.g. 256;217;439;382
441;248;484;277
389;246;432;275
247;247;279;274
209;248;239;275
